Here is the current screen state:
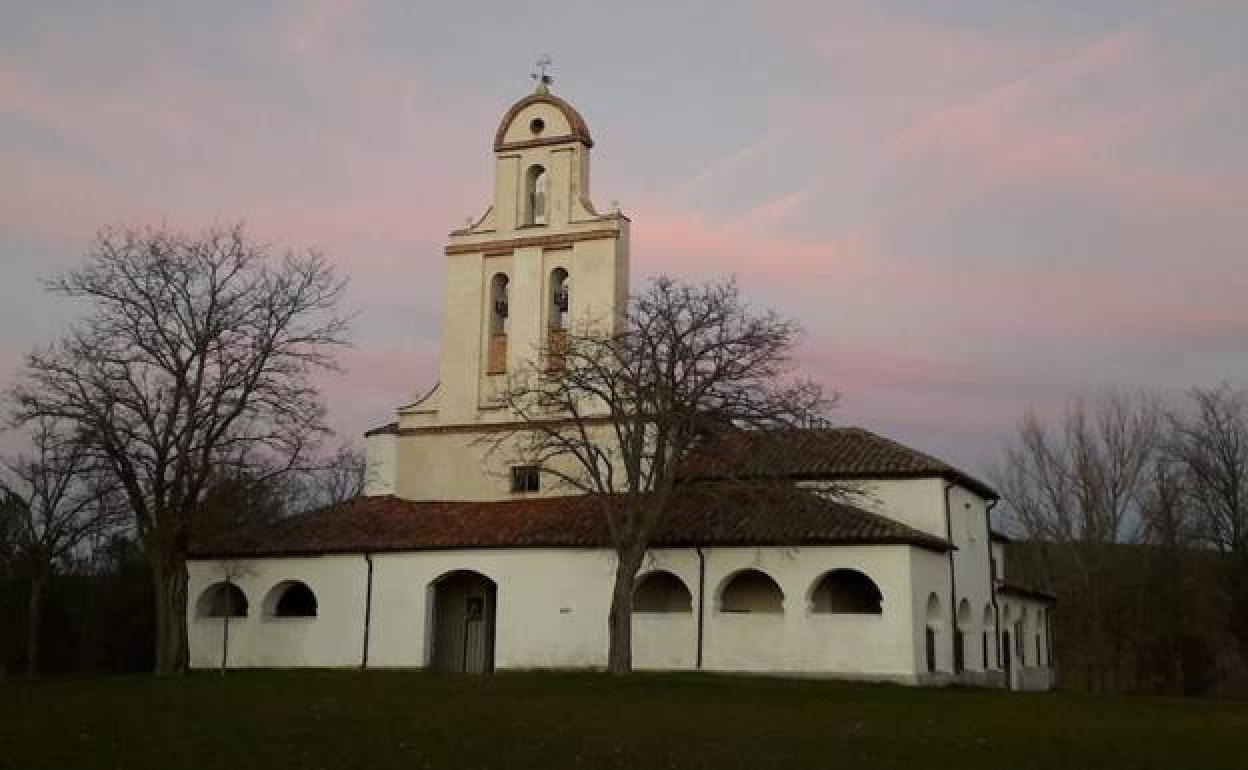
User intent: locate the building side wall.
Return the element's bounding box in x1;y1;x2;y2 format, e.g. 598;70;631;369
947;484;997;677
391;423;620;502
189;544;922;681
909;547;953;682
188;556;368;669
999;594;1056;692
856;478;947;539
991;541;1007;580
363;431;397;497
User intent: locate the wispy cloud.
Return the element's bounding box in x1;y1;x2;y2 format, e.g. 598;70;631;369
2;1;1246;474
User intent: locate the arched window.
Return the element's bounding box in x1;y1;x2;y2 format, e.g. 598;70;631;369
525;165;548;225
925;592;942;673
983;603;995;668
955;598;972;672
720;569;783;614
810;569;883;614
265;580;318;618
196;582;248;618
488;273;510;374
633;571;693;613
545;267;570;371
549;268;570;330
490;273;510;335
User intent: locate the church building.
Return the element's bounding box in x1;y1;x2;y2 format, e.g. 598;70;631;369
188;80;1055;690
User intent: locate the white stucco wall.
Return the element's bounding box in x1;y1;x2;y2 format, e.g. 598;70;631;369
998;596;1055;691
857;478;947;538
190;543;927;682
189;556;369;669
363;431;397;497
991;540;1007;581
947;484;996;675
390;424;621;502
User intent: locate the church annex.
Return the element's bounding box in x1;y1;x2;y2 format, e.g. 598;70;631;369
188;81;1055;690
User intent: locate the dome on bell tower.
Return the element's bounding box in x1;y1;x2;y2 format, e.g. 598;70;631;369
493;87;593;152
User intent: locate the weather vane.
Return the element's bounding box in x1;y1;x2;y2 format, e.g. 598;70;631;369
531;54;553;90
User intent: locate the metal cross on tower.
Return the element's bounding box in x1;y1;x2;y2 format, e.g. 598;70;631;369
531;54;553;89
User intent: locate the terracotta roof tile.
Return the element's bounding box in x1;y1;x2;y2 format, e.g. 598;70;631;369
999;582;1057;603
190;486;949;558
681;427;997;499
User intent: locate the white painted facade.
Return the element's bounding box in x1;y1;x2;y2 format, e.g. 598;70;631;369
188;84;1055;690
189;478;1053;689
190;539;997;684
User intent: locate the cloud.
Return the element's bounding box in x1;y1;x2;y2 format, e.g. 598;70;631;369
3;1;1248;479
282;0;359;57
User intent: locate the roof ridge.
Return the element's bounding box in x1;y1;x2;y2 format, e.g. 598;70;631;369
843;426;955;470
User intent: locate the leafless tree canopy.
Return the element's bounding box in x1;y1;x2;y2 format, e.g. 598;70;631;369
999;386;1248;694
298;444;368;510
0;418;123;674
493;275;831;673
999;393;1161;547
995;392;1161;690
1166;385;1248;555
8;223;351;673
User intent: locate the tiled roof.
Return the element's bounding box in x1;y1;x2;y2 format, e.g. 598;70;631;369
999;582;1057;603
190;486;949;558
680;427;997;499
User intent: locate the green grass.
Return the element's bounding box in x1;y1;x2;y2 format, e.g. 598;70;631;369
1;671;1245;770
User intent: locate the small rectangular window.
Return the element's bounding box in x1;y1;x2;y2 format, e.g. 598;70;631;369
510;465;540;493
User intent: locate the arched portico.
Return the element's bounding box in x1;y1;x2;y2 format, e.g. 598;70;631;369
429;570;497;673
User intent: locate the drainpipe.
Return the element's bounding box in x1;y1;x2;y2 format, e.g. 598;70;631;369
943;483;959;677
221;576;232;674
695;547;706;670
361;553;375;669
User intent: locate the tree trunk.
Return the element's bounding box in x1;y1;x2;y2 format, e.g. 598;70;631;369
26;568;46;677
607;548;644;675
151;549;190;675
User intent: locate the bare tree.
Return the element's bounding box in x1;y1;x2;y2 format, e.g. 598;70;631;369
995;391;1160;689
1165;384;1248;662
0;496;14;576
298;444;368;510
0;418;123;675
8;223;351;674
491;276;829;674
1166;385;1248;554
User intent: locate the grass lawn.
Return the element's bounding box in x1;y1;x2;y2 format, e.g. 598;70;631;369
1;671;1245;770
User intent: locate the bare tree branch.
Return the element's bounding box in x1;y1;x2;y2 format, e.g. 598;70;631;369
7;223;351;674
488;275;836;673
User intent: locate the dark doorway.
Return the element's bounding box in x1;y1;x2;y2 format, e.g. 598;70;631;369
431;571;497;673
1002;631;1013;690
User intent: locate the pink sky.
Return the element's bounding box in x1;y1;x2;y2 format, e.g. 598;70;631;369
2;0;1246;475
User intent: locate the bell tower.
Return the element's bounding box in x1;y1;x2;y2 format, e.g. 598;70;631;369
368;68;631;499
422;72;630;426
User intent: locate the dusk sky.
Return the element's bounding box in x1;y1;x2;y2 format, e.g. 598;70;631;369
2;1;1245;478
